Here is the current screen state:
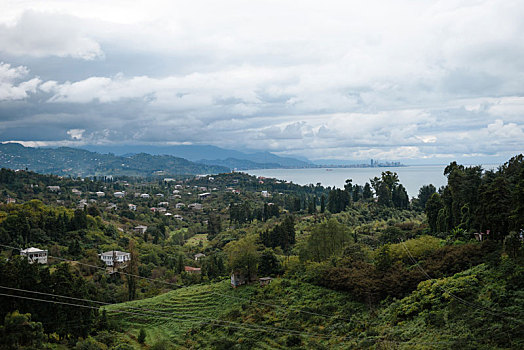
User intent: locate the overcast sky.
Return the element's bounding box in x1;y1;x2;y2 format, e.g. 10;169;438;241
0;0;523;163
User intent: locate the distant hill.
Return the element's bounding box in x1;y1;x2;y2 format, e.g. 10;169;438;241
80;144;312;168
197;157;281;170
0;143;229;177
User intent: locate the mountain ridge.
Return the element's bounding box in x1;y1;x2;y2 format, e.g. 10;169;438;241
79;144;312;168
0;143;229;177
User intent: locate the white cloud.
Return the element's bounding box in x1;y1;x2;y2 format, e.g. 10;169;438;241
0;11;103;60
67;128;85;140
0;62;41;100
0;1;523;162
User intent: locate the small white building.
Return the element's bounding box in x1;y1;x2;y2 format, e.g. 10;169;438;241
140;193;150;199
175;203;185;209
128;204;137;211
189;203;203;210
99;250;131;266
96;191;105;197
159;201;169;207
199;193;211;199
114;191;125;198
134;225;148;234
71;189;82;195
6;198;16;204
47;186;61;192
261;191;270;198
20;247;48;264
194;253;206;261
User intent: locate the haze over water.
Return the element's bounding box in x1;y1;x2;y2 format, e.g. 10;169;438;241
247;165;448;197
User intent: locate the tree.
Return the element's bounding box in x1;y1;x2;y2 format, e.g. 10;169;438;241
362;182;373;200
258;249;282;276
208;212;222;239
504;231;522;259
224;234;260;280
392;184;409;209
320;195;326;213
138;328;147;344
327;189;350;213
344;179;353;195
126;240;139;301
0;311;45;348
425;193;443;233
477;176;511;241
418;184;436;210
307;197;316;214
375;244;392;271
300;218;350;262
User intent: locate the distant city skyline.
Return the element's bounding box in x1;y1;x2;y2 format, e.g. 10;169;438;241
0;1;523;164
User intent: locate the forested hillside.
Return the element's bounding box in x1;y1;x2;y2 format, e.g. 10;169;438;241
0;155;522;349
0;143;229;177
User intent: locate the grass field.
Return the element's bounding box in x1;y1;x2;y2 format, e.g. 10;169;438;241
184;233;209;248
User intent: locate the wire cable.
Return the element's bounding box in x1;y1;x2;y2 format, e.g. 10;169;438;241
398;239;523;325
0;285;348;340
0;243;352;322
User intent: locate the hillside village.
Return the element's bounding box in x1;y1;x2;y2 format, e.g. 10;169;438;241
0;155;523;349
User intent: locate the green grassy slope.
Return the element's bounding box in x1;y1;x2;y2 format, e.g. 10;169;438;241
104;279;362;349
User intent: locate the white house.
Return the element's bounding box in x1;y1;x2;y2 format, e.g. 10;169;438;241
128;204;137;211
6;198;16;204
188;203;203;210
159;201;169;207
20;247;48;264
114;191;125;198
106;203;117;210
134;225;148;234
96;191;105;197
199;193;211;199
194;253;206;261
175;203;185;209
140;193;150;199
261;191;270;198
71;189;82;195
99;250;131;266
47;186;61;192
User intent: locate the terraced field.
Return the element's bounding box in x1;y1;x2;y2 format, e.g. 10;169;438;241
103;280;245;346
103;279;360;348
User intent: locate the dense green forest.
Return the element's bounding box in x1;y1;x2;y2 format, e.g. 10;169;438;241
0;143;229;177
0;155;523;349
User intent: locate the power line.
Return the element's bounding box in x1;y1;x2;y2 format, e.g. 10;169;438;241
0;243;351;322
398;239;523;325
0;285;347;340
0;289;467;346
